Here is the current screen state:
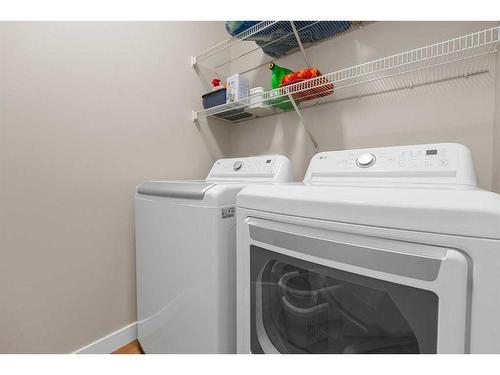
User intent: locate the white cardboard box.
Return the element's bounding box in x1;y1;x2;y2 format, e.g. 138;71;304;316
226;74;249;103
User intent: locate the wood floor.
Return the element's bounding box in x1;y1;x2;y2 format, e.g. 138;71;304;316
112;339;144;354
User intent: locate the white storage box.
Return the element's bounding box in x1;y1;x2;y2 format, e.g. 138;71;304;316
226;74;249;103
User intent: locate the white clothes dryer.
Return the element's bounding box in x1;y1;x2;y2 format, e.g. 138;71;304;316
236;144;500;354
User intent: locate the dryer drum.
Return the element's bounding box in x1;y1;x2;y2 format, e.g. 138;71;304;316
255;256;427;354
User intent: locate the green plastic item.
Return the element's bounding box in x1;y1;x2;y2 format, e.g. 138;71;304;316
269;62;293;89
268;62;294;110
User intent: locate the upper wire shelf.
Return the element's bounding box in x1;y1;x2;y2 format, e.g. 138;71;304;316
194;26;499;123
193;21;370;75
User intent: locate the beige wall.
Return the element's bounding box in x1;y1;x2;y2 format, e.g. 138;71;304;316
0;22;230;353
1;21;499;354
493;23;500;193
229;22;499;189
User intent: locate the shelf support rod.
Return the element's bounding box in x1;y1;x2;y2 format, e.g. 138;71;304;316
290;21;311;68
288;94;319;152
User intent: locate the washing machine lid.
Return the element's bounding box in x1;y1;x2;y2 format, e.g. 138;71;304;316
135;154;294;206
137;181;215;200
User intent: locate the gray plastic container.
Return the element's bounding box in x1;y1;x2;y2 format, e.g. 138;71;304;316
202;88;227;109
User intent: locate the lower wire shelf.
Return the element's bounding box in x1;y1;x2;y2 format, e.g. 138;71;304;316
194;26;499;123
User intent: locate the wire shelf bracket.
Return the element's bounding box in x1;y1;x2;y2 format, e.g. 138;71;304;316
290;21;312;68
288;94;319;152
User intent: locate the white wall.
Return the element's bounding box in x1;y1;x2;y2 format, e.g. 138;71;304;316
229;22;498;189
0;21;230;353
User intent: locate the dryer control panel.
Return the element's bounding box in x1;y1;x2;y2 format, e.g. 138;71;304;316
305;143;477;187
207;155;293;183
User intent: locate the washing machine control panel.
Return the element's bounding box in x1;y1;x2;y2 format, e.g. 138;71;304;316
305;143;477;186
207;155;293;182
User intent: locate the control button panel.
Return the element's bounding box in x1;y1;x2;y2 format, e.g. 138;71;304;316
316;145;456;172
304;143;476;186
209;157;278;177
356;153;376;168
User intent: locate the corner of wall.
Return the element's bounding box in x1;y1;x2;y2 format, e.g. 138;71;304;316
492;22;500;193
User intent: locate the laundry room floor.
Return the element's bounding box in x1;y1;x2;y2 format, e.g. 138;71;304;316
112;340;143;354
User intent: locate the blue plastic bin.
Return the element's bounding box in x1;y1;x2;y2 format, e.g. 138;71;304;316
228;21;353;58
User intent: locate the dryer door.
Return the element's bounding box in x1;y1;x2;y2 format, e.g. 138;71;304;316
244;217;469;354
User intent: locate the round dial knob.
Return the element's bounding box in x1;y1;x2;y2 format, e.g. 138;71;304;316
233;161;243;171
356;153;376;168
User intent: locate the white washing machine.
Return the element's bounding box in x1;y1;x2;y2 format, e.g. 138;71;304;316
236;143;500;354
135;155;293;353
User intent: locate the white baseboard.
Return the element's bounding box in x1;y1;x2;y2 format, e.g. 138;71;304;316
73;322;138;354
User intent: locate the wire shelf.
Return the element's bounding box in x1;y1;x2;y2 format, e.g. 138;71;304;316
194;21;369;74
195;26;499;123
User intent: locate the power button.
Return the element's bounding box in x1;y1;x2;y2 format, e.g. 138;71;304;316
233;161;243;171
